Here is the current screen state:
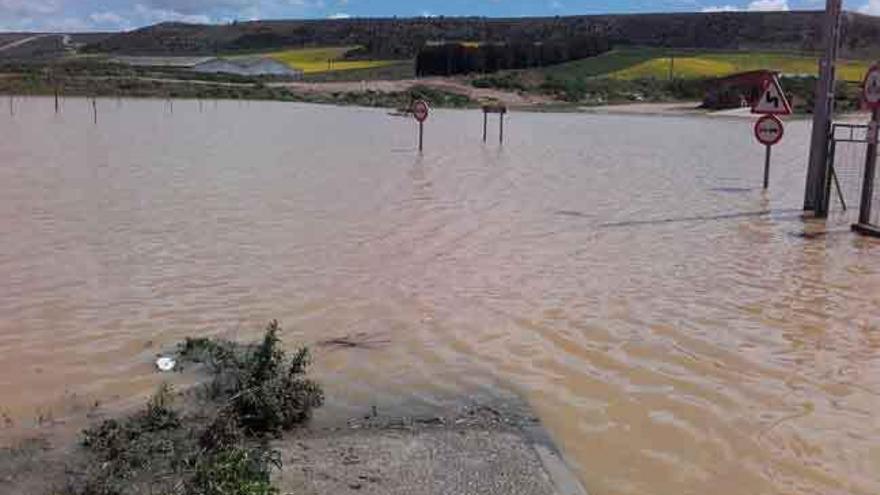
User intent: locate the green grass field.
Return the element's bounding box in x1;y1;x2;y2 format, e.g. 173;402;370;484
541;48;872;82
267;46;398;74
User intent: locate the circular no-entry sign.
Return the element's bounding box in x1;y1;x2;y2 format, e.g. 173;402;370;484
412;99;430;123
754;115;784;146
863;64;880;109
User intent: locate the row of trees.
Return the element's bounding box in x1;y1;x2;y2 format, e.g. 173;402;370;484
415;35;610;76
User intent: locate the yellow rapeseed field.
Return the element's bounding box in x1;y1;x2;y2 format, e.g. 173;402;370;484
268;46;397;74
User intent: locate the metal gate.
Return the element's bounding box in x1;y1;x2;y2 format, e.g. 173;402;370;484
826;122;880;235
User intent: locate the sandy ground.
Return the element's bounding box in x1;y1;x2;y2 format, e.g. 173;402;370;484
0;389;587;495
580;101;706;116
276;399;588;495
273;77;554;107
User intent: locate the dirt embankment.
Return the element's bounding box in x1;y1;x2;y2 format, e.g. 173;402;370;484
274;77;553;107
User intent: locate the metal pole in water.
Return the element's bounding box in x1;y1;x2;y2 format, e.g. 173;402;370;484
54;87;59;113
482;112;487;143
92;97;97;125
418;121;424;152
499;113;504;145
8;95;13;117
804;0;842;214
764;145;772;189
857;108;879;225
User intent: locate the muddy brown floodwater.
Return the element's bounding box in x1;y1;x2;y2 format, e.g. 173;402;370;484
1;97;879;495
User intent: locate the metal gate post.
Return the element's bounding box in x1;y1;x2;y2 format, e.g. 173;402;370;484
856;109;879;227
821;135;837;216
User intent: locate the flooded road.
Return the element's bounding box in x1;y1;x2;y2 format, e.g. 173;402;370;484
1;97;879;495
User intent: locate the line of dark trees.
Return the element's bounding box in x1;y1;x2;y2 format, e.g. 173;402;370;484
415;35;610;76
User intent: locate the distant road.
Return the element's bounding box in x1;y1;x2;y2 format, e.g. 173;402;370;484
0;34;50;52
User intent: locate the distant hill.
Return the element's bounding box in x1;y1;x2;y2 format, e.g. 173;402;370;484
84;11;880;59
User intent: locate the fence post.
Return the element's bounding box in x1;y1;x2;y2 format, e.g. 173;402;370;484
857;108;879;226
499;112;504;145
823;136;838;212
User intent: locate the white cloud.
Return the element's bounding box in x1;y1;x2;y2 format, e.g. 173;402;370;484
89;11;129;27
328;12;350;19
700;0;789;12
746;0;789;11
860;0;880;15
0;0;58;16
134;3;212;24
701;4;740;11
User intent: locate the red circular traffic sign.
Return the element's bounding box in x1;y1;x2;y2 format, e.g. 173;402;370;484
412;99;429;123
863;64;880;109
754;115;784;146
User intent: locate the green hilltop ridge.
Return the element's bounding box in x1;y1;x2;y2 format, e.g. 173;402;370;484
83;11;880;59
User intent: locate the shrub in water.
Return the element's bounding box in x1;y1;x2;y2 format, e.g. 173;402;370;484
69;321;322;495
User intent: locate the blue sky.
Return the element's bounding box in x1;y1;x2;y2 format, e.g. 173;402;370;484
1;0;877;32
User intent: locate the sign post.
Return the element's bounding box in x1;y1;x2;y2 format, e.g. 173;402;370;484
752;76;791;189
754;115;785;189
854;64;880;234
481;103;508;145
412;99;429;152
805;0;843;215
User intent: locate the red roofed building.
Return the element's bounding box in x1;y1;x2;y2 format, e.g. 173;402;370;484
702;69;777;110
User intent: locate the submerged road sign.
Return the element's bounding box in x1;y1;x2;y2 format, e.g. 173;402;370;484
754;115;785;146
755;114;784;189
752;76;792;115
412;99;429;152
863;64;880;109
412;99;430;123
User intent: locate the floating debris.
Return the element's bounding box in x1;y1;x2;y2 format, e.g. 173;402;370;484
318;332;391;350
155;356;176;372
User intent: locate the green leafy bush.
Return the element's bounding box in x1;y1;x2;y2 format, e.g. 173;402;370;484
178;320;324;436
69;321;321;495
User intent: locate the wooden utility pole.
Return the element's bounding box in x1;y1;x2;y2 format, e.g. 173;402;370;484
804;0;843;216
